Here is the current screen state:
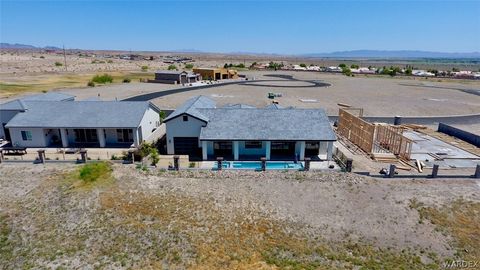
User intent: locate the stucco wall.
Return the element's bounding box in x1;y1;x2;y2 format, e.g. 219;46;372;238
9;127;47;147
166;114;205;154
138;107;161;144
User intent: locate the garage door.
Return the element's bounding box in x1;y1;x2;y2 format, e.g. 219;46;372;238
173;137;201;159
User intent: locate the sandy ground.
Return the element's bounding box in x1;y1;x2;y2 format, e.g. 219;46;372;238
0;163;479;268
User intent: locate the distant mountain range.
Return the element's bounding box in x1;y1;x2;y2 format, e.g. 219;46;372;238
0;43;61;50
2;43;479;59
301;50;480;59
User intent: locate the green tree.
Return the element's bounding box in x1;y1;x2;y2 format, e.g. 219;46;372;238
167;64;177;70
338;63;346;68
141;65;149;71
185;63;194;69
299;63;307;68
159;110;166;122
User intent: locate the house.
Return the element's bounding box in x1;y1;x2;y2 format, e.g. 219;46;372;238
412;70;435;77
326;66;342;72
192;68;238;81
1;99;160;148
0;93;75;140
164;96;336;161
151;70;201;84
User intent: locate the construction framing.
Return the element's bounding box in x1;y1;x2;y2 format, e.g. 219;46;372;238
337;109;412;160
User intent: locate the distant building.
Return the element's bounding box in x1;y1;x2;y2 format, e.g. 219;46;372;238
292;65;307;71
326;66;342;72
151;70;201;84
192;68;238;81
412;70;435;77
351;67;375;74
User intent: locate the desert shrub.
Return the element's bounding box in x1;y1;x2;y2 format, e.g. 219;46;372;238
39;55;45;59
159;110;166;122
299;63;307;68
123;78;131;83
87;81;95;87
141;65;149;71
189;162;195;168
107;60;113;63
184;63;194;69
150;148;160;166
78;162;112;183
167;64;177;70
91;74;113;84
91;60;98;64
54;61;63;67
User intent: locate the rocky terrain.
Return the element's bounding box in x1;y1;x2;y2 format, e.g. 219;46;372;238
0;163;479;269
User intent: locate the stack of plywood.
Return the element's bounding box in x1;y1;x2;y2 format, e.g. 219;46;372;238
371;152;397;162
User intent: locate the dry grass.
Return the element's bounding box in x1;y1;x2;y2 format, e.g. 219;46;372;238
411;198;480;263
0;72;153;97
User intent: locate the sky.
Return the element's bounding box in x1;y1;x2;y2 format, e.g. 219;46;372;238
1;0;479;54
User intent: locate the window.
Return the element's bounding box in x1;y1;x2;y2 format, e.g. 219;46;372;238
21;131;32;141
183;115;188;122
116;129;134;143
306;142;320;150
214;141;232;150
74;129;98;143
245;141;262;149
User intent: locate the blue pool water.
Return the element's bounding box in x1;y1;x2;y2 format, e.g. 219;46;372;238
214;161;303;170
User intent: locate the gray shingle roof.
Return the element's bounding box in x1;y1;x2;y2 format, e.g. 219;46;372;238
0;99;27;111
164;95;216;122
5;101;157;128
155;70;187;75
198;108;336;141
1;93;75;111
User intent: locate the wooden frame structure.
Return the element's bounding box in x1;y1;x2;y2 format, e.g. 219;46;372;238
337;109;375;153
374;125;412;160
337;109;412;160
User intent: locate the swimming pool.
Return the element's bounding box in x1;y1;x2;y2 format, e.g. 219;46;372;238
214;161;304;170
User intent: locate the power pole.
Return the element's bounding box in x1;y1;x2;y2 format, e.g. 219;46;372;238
63;45;67;71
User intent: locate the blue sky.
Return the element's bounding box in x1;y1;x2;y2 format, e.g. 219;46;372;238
1;0;479;54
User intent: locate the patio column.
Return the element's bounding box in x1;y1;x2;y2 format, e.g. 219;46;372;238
233;141;239;161
60;128;68;148
327;141;333;161
132;128;139;147
265;141;271;160
202;141;208;160
299;141;306;160
97;128;106;148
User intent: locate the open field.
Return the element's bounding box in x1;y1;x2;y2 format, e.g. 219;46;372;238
0;163;479;269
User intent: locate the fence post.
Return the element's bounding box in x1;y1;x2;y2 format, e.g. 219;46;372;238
128;149;135;164
346;158;353;172
431;164;439;178
216;157;223;171
260;157;266;171
474;164;480;179
388;164;396;178
394;116;402;125
173;155;179;171
79;150;87;163
304;157;311;171
37;149;45;164
0;150;3;163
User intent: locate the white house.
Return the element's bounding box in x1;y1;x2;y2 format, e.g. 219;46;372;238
1;97;160;148
164;96;336;161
